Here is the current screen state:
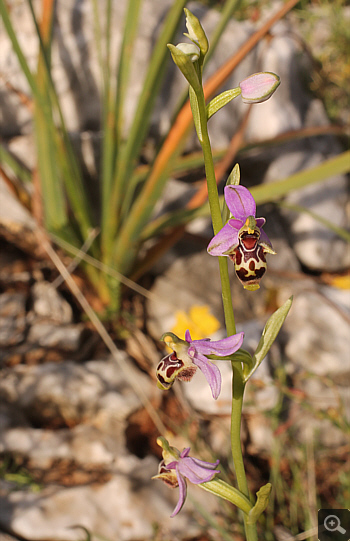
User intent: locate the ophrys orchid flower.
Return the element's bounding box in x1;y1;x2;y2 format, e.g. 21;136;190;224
156;329;244;399
207;185;276;291
153;437;220;517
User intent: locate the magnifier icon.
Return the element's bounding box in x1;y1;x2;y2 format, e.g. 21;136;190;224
324;514;346;534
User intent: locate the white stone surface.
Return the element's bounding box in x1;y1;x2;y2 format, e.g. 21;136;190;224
284;289;350;377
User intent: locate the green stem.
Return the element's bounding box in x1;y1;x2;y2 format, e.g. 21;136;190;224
231;366;258;540
192;85;236;336
191;77;257;541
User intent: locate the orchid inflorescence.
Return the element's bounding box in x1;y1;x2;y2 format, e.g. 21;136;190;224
153;9;291;540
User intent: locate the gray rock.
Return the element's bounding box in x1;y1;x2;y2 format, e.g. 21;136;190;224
284;289;350;377
267;149;350;272
0;179;40;256
293;377;350;448
26;322;85;351
0;425;119;470
0;292;27;347
0;456;220;541
31;282;73;324
0;357;153;428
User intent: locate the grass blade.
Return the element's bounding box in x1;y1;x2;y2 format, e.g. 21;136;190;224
278;201;350;243
33;0;67;232
105;0;188;255
0;0;42;100
142;151;350;243
100;0;142;245
24;0;97;244
250;150;350;204
0;145;32;185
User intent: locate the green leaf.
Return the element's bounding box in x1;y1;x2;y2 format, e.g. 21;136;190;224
247;483;272;524
227;163;241;187
100;0;143;243
0;0;41;101
244;297;293;383
206;88;241;120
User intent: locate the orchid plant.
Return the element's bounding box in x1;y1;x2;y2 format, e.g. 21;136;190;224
153;9;292;541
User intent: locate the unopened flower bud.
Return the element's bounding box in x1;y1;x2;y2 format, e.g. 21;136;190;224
184;8;208;56
167;43;201;91
239;72;280;104
175;42;200;62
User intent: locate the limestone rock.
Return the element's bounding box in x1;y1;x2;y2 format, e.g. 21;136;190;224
0;357;153;428
0;456;220;541
31;282;73;324
26;322;85;352
284;288;350;377
0;292;27;347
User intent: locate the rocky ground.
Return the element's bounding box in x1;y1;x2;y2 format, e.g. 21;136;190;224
0;1;349;540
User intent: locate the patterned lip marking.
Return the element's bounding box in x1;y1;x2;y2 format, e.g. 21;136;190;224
232;240;267;287
166;361;184;378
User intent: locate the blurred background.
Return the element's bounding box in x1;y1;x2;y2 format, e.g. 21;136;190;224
0;0;349;540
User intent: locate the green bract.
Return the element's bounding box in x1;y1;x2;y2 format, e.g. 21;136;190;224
167;44;201;91
244;297;293;382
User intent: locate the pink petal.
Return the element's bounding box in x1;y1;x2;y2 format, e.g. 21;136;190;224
256;217;266;228
224;185;256;221
178;456;220;484
207;221;239;256
194;332;244;356
185;329;192;343
170;468;187;517
260;228;273;248
180;447;191;458
190;457;220;470
192;352;222;399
